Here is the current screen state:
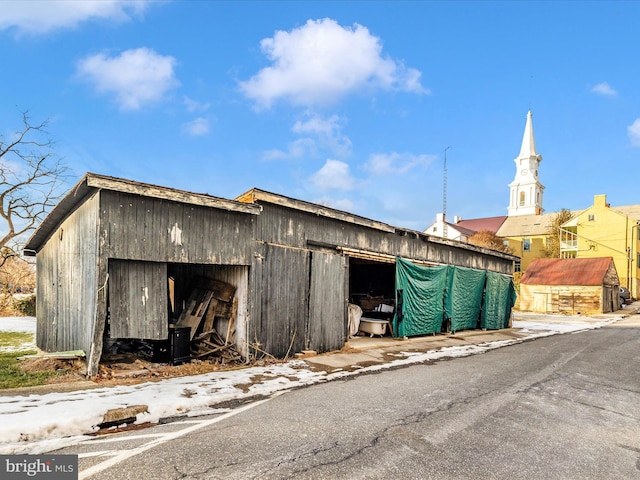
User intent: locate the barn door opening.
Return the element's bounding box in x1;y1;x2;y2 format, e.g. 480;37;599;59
348;257;396;337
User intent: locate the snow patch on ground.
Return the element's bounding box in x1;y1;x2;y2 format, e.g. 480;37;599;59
0;313;622;454
0;316;36;334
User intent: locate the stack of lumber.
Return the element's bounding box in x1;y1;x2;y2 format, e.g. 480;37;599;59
175;276;242;363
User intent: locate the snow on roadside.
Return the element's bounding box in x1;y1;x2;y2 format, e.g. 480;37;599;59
0;316;36;334
0;316;36;352
0;314;622;455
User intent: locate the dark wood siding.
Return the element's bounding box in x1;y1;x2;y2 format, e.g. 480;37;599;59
308;252;347;352
36;193;99;353
99;190;254;265
109;260;168;339
259;244;310;357
254;203;513;275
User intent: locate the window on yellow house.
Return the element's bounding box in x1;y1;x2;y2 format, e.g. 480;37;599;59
514;261;521;273
523;238;531;251
588;214;595;221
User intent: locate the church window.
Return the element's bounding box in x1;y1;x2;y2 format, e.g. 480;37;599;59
519;191;525;206
523;238;531;251
588;214;595;221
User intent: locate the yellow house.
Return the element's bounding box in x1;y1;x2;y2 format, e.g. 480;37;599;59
560;194;640;298
496;212;556;272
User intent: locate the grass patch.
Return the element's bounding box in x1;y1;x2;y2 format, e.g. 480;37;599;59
0;350;59;389
0;331;35;352
0;331;62;389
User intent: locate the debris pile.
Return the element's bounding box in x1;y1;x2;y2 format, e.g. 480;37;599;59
175;276;243;365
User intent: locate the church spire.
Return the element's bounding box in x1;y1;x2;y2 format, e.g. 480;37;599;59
518;110;538;158
508;110;545;216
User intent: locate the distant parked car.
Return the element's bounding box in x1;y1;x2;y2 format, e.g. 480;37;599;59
619;286;631;304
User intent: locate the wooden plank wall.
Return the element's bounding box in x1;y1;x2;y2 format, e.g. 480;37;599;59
307;251;347;352
259;244;310;357
109;260;168;339
519;284;603;314
99;190;254;265
254;203;514;275
36;193;99;353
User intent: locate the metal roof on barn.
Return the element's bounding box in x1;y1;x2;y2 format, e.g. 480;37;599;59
520;257;616;286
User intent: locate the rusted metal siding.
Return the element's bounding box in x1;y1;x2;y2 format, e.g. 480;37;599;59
109;260;168;339
99;190;254;265
254;203;514;275
308;252;347;352
36;193;99;354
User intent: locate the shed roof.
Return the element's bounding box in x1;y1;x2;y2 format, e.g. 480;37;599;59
236;187;396;233
520;257;616;286
24;173;262;254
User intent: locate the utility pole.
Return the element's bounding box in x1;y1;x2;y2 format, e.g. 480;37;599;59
442;146;451;239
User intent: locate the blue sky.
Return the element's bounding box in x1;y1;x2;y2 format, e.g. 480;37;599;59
1;1;639;231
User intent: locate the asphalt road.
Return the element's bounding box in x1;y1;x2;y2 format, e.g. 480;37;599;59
62;318;640;480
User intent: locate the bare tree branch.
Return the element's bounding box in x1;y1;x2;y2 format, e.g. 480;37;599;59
0;111;69;256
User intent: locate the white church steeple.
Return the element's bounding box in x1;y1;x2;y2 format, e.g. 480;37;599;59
508;111;544;216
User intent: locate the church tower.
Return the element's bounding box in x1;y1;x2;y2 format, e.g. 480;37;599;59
508;110;544;216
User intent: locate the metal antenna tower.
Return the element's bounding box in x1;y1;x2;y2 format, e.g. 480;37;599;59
442;146;451;239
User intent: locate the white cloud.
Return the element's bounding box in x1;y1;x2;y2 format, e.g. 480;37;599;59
292;114;351;156
591;82;618;97
183;96;211;113
0;0;150;35
365;152;435;175
182;117;210;137
76;48;179;110
239;18;427;108
310;159;355;191
628;118;640;147
262;138;318;161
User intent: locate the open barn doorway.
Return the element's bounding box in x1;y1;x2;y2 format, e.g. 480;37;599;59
105;260;249;364
347;257;396;337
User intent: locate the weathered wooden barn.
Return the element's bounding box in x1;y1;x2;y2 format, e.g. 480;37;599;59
24;173;518;377
519;257;620;314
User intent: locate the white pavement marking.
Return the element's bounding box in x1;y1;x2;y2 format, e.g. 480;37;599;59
79;393;282;479
84;433;166;444
78;451;119;458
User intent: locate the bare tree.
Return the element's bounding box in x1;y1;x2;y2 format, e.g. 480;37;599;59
0;112;68;264
542;208;573;258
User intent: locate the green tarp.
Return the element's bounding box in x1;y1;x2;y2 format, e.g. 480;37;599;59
393;257;516;337
481;271;517;330
446;266;487;332
394;257;448;337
